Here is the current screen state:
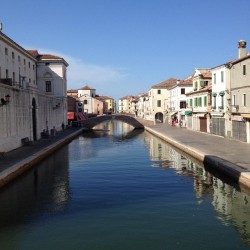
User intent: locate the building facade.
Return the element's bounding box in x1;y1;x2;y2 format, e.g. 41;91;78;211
0;29;68;152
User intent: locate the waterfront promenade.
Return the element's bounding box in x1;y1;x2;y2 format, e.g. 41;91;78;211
1;123;250;190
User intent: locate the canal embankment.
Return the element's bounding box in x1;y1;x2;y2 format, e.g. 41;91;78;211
0;127;83;188
1;122;250;191
145;124;250;190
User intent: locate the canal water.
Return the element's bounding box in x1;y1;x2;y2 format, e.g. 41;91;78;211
0;120;250;249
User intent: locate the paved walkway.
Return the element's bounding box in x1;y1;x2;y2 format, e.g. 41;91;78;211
1;123;250;189
0;127;83;187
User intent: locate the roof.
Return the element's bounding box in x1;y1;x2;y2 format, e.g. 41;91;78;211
186;85;212;96
67;89;78;93
0;31;36;61
97;96;114;100
226;54;250;67
201;72;212;78
79;85;96;90
178;76;193;85
26;50;68;66
151;78;177;89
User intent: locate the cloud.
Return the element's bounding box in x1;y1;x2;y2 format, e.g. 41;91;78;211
31;48;127;92
65;55;127;88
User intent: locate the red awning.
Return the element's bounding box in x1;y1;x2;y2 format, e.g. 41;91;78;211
76;112;87;120
67;112;74;120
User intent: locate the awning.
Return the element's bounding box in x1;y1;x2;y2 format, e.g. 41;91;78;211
76;112;87;120
170;112;177;116
194;113;206;117
67;112;74;120
211;112;224;117
241;114;250;119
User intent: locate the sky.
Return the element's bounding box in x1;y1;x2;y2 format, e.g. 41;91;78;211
1;0;250;100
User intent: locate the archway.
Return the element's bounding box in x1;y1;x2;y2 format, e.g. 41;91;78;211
155;112;163;123
32;98;37;140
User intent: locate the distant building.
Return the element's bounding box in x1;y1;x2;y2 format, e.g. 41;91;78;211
149;78;177;123
168;76;193;126
186;68;212;132
96;95;115;114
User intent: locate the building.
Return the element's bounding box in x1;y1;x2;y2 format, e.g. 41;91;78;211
227;40;250;142
186;69;212;132
67;85;105;122
118;95;134;114
149;78;177;123
96;95;115;114
168;76;193;126
0;28;68;152
210;63;230;137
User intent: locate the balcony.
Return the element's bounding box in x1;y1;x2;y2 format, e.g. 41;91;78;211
0;78;12;86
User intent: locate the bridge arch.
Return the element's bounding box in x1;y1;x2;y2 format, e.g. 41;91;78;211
76;114;144;129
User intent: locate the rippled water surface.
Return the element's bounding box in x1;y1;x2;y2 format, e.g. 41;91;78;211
0;121;250;250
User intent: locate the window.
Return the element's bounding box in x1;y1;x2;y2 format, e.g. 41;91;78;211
180;101;186;109
198;97;202;107
232;95;236;106
243;65;246;75
13;72;15;84
204;96;207;106
213;96;216;109
5;48;8;55
157;90;161;94
243;94;246;107
200;81;208;87
12;52;15;59
221;71;224;82
45;81;52;92
181;88;185;94
220;95;224;109
28;62;31;68
190;99;193;107
213;73;216;84
6;69;9;78
84;100;88;104
194;81;198;90
18;55;21;62
194;98;197;107
157;100;161;107
24;59;26;65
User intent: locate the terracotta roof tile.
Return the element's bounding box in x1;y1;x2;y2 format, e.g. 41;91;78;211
152;77;177;88
79;85;96;90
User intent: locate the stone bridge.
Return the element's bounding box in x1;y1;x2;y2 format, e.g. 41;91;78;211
74;114;151;129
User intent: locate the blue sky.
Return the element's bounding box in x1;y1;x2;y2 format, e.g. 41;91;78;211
1;0;250;100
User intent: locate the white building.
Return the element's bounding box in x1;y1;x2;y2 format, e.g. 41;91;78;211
0;28;68;152
168;76;193;126
210;64;230;137
186;69;212;132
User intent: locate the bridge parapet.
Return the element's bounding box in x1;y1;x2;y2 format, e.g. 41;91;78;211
75;114;146;129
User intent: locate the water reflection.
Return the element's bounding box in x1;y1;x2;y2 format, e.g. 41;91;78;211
0;146;70;228
0;120;250;247
144;131;250;244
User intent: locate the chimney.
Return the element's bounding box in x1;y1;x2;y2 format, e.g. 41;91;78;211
238;40;247;58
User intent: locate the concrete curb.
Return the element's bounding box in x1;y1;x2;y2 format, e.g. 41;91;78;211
145;126;250;189
0;129;83;188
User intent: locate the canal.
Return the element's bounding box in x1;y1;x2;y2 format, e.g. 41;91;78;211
0;120;250;249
